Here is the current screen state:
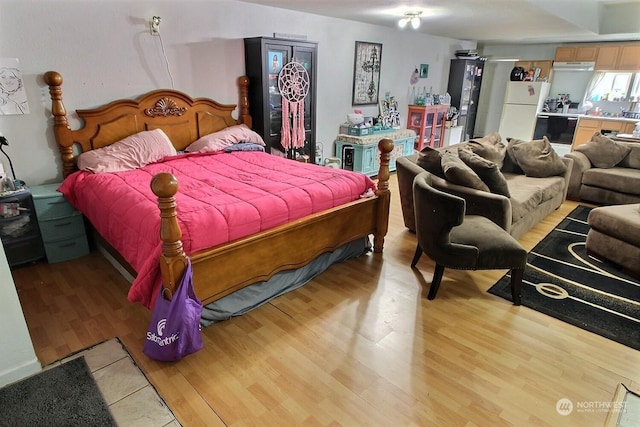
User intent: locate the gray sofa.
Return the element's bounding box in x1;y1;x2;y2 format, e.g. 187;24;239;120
565;140;640;205
397;140;573;240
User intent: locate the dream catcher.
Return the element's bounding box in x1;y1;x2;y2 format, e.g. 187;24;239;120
278;60;310;157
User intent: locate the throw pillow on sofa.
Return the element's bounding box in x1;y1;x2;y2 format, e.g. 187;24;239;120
458;148;511;197
416;146;445;178
466;132;507;169
441;150;490;192
574;132;632;168
507;136;567;178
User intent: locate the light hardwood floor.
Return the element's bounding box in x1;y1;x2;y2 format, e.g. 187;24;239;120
12;174;640;426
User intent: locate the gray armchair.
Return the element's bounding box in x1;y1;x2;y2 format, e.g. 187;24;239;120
411;172;527;304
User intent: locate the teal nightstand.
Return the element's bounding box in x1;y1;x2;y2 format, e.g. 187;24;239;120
30;183;89;263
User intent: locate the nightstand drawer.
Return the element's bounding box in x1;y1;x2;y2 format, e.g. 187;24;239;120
39;214;85;242
4;236;45;267
43;236;90;263
33;194;77;221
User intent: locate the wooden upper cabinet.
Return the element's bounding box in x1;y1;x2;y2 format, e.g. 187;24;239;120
617;45;640;70
574;46;598;61
595;45;621;70
554;47;576;62
514;60;553;81
554;46;598;62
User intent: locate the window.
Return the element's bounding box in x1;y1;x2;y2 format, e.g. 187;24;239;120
584;72;640;102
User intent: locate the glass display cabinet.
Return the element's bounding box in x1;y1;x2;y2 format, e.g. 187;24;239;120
244;37;318;162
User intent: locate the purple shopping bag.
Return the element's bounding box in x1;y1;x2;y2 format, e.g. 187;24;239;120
143;259;203;361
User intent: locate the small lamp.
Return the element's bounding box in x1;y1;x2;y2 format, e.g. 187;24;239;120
0;132;22;188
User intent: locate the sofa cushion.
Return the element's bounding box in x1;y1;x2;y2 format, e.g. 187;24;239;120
416;146;445;178
441;151;490;192
617;142;640;169
458;148;510;197
502;173;566;223
466;132;507;169
506;177;543;222
582;167;640;196
508;137;567;178
574;132;631;168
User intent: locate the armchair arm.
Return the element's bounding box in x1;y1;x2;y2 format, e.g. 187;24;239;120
564;152;591;200
396;155;425;232
430;175;512;234
559;156;574;202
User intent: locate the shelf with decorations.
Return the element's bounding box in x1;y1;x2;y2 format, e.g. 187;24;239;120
406;104;449;150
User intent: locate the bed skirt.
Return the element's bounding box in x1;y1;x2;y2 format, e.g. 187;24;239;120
200;237;371;327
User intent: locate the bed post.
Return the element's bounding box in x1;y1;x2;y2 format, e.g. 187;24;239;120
374;138;394;253
43;71;75;178
151;172;188;299
237;76;252;128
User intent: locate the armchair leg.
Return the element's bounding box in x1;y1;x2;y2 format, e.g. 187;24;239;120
427;264;445;300
510;268;524;305
411;244;423;267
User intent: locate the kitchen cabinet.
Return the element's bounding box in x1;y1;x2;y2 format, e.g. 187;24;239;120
594;44;640;70
554;46;598;62
624;122;638;134
618;45;640;70
244;37;318;162
572;118;601;150
446;58;484;141
572;118;637;150
514;60;553;82
595;45;621;70
406;104;448;150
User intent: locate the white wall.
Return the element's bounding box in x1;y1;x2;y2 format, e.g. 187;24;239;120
0;240;40;387
0;0;475;186
475;61;513;137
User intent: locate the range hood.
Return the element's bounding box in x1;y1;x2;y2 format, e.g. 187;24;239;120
553;61;595;71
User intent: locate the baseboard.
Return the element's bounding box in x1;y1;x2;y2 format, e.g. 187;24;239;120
0;357;41;388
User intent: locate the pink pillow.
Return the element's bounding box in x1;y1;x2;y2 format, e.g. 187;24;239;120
185;124;265;153
77;129;177;173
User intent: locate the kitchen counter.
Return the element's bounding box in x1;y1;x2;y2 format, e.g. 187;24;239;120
537;112;640;123
538;112;580;118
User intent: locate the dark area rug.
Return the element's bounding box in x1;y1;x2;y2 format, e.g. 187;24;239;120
489;205;640;350
0;356;117;427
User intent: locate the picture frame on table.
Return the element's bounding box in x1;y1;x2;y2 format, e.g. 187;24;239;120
352;41;382;106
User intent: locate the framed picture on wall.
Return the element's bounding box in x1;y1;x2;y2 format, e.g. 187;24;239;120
419;64;429;78
352;41;382;106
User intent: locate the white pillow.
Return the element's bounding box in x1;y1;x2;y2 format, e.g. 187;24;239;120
185;124;265;153
77;129;177;173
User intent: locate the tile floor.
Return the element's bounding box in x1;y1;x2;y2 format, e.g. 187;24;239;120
46;338;180;426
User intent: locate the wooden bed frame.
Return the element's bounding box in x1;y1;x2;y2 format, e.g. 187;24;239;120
43;71;393;305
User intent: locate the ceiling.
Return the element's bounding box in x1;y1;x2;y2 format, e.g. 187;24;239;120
237;0;640;45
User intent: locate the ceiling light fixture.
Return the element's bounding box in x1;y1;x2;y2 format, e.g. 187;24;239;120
399;11;422;30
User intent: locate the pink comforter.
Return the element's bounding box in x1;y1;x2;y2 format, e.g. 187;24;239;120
59;151;376;309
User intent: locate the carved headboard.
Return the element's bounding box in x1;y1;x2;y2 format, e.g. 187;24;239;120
43;71;251;177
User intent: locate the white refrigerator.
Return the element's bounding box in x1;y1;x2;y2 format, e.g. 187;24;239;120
498;82;550;141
